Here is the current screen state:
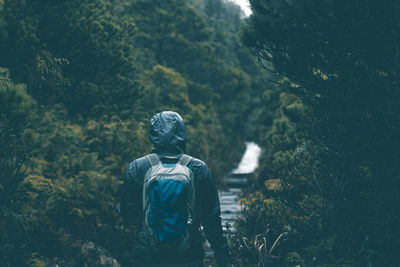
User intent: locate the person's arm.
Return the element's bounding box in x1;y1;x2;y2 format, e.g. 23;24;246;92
196;163;231;267
119;160;142;227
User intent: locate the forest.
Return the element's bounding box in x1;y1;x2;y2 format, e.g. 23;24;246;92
1;0;399;266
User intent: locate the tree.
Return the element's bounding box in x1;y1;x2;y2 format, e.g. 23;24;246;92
0;68;33;207
0;68;34;266
242;0;400;265
0;0;139;115
0;0;265;265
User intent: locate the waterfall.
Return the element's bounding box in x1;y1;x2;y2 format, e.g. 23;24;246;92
231;142;261;175
219;142;261;231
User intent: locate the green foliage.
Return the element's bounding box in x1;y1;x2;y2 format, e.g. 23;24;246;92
232;79;309;265
0;0;261;265
0;69;35;266
0;0;139;114
239;0;400;265
0;68;34;206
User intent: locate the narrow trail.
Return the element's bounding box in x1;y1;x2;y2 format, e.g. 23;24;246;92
220;142;261;232
204;142;261;266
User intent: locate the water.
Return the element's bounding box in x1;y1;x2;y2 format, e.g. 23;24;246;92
231;142;261;175
220;141;261;232
204;142;261;266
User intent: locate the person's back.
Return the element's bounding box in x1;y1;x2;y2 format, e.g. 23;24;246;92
119;111;231;267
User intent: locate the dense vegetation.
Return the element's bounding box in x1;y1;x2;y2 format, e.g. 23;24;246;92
0;0;262;265
234;0;400;266
2;0;399;266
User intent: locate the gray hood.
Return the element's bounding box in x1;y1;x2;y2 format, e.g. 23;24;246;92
149;111;186;154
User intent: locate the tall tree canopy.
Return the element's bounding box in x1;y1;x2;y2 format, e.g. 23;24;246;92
0;0;264;265
239;0;400;265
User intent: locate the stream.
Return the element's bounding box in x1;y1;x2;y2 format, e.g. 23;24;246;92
204;142;261;265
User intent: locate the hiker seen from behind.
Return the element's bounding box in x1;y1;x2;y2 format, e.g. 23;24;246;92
119;111;231;266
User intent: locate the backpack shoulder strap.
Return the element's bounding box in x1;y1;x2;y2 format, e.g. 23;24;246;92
146;153;160;167
178;154;192;167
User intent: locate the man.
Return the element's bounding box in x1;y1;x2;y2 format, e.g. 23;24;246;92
119;111;231;267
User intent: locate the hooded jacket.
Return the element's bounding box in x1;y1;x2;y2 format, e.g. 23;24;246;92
119;111;230;265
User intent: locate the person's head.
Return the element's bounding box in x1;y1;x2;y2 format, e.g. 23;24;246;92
149;111;186;153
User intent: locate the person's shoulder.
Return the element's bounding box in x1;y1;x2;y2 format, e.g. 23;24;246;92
131;155;150;165
127;155;152;182
186;155;210;173
186;155;205;166
186;155;214;185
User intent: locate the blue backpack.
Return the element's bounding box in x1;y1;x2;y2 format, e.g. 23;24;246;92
142;153;196;254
